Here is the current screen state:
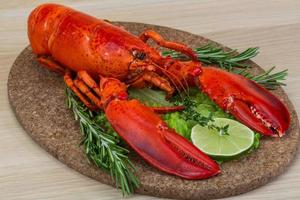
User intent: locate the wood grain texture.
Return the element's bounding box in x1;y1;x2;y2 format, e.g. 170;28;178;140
1;0;300;199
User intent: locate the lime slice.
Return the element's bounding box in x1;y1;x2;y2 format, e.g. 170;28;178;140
191;118;255;160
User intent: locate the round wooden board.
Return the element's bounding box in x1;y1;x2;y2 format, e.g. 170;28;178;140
7;22;300;200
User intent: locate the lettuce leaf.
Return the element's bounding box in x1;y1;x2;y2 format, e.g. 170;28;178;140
128;88;172;106
163;112;190;139
128;87;261;162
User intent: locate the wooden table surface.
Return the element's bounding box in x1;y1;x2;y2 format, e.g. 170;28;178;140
1;0;300;199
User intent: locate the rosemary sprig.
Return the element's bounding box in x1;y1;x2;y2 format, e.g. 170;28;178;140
163;44;287;89
235;66;288;90
163;44;259;70
65;88;139;196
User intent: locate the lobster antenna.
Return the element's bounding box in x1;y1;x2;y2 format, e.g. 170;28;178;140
164;67;189;98
179;71;190;97
154;64;188;100
158;63;190;96
158;66;183;97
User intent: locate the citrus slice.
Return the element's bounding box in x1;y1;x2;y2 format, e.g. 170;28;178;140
191;118;255;160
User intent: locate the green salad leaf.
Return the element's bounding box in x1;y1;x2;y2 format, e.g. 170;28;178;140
128;87;261;162
128;87;172;106
164;112;190;138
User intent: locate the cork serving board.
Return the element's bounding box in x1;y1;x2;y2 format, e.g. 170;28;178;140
7;22;300;200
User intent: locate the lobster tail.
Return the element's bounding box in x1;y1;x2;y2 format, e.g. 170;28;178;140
28;4;70;55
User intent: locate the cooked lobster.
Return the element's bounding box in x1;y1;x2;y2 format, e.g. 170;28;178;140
28;3;290;179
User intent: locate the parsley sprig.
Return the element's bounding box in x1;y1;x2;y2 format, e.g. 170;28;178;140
174;97;230;135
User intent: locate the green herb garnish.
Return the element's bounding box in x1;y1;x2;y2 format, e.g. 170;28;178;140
163;44;287;89
163;44;259;70
180;97;230;135
234;66;288;90
66;88;139;196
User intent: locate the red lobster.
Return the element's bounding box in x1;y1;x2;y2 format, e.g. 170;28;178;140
28;4;290;179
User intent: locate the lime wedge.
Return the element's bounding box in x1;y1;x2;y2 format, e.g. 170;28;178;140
191;118;255;160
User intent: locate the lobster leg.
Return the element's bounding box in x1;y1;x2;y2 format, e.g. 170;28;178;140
131;71;174;97
77;71;101;96
37;56;65;75
151;105;185;114
65;70;103;109
100;77;220;179
139;30;197;60
36;55;99;110
74;79;102;108
72;70;183;113
64;71;97;110
128;71;184;113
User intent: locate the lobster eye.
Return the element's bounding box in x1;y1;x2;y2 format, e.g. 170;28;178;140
132;50;146;60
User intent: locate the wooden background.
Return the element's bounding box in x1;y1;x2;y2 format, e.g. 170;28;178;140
1;0;300;199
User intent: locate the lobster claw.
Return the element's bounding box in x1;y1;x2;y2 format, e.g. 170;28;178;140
105;99;220;179
100;77;220;179
198;67;290;137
